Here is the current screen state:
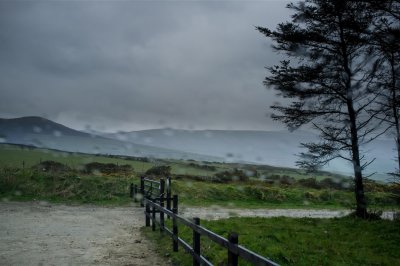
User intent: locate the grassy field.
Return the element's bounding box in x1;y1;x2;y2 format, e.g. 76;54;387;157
0;167;135;205
173;179;399;210
142;216;400;266
0;143;398;210
0;143;343;179
1;165;398;210
0;144;155;172
0;144;399;209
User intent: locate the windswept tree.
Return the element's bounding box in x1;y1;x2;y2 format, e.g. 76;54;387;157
367;0;400;173
257;0;386;218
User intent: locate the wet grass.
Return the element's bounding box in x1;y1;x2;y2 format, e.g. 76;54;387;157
0;144;155;173
0;144;398;209
0;143;342;180
1;166;397;210
142;216;400;266
0;167;136;205
173;179;398;210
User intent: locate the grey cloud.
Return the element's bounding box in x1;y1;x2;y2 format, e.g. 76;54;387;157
0;0;290;131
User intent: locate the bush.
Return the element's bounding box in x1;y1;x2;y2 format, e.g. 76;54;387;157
145;165;171;177
188;163;217;171
213;169;249;183
297;178;321;189
83;162;133;175
34;160;71;172
319;177;350;190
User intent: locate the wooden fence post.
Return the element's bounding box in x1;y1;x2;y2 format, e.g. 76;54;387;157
228;232;239;266
130;183;134;199
172;195;178;252
193;217;200;266
152;204;156;231
166;176;171;217
160;179;165;232
140;176;145;207
134;184;138;202
145;201;150;227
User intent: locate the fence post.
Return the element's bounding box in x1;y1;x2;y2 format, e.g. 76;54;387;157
193;217;200;266
152;204;156;231
166;176;171;218
140;176;145;207
145;200;150;227
228;232;239;266
160;179;165;232
134;184;138;202
172;195;178;252
130;183;134;199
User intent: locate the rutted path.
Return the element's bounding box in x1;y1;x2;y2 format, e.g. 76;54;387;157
180;206;397;220
0;201;166;266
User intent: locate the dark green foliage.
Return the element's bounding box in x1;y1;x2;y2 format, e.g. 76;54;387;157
145;165;171;177
214;169;249;183
83;162;133;175
297;177;351;191
105;154;150;162
297;177;321;189
188;162;217;171
34;160;71;172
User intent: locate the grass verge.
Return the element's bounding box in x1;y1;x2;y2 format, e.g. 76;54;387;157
0;167;137;205
142;216;400;266
173;179;398;210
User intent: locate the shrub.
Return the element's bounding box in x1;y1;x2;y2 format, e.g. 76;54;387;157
319;177;349;190
213;169;249;183
83;162;133;175
145;165;171;177
188;163;217;171
33;160;70;172
297;178;321;189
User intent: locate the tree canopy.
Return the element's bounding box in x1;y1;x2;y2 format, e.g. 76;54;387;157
257;0;399;217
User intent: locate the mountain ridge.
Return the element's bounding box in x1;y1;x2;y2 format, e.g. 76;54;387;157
0;116;221;162
0;116;396;179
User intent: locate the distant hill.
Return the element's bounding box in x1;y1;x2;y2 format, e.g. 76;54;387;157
0;117;221;162
0;116;87;138
103;129;315;165
1;116;396;180
103;128;397;179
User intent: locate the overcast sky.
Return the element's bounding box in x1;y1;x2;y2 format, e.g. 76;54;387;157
0;0;291;132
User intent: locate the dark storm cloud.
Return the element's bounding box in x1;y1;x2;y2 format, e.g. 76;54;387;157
0;0;290;131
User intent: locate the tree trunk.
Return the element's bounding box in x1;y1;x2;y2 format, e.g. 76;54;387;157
345;84;367;217
348;113;368;218
339;15;368;218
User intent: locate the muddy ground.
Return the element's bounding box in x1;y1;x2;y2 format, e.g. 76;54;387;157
0;201;166;266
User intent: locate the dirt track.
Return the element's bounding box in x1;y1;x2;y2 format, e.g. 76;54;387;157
1;202;396;265
0;201;166;266
180;206;396;220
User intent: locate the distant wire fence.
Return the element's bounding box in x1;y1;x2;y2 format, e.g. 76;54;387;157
130;177;279;266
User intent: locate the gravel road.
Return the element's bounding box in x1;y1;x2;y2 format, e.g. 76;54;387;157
0;201;166;266
1;202;396;266
179;206;397;220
